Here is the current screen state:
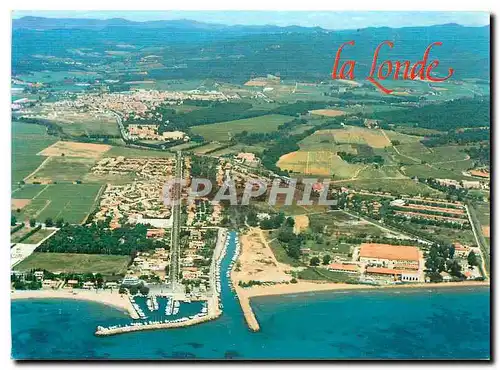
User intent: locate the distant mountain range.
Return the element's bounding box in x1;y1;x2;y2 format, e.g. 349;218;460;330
12;16;326;33
12;17;490;81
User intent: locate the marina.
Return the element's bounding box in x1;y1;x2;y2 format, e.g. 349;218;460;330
95;230;238;336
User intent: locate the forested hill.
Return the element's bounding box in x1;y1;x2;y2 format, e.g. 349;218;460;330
12;18;489;82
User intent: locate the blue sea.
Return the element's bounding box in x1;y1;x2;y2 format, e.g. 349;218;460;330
11;232;491;360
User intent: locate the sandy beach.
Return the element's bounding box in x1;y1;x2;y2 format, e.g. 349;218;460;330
11;289;139;319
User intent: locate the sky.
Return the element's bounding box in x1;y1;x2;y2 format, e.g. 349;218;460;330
11;11;490;30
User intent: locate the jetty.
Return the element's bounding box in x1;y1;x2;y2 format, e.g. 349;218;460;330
234;288;260;332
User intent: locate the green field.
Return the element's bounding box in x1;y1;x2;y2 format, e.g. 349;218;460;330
14;183;103;224
12;121;57;187
191;114;292;141
15;252;131;274
26;157;96;183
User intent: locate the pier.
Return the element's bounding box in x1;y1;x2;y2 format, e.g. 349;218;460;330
234;288;260;332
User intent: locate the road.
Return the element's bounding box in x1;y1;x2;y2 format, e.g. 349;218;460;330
169;151;183;291
465;202;490;279
110;110;130;141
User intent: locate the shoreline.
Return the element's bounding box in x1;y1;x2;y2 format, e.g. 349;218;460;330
233;280;489;332
11;289;139;319
245;280;490;299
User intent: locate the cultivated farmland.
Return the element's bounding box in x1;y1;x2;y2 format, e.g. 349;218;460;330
191;114;292;141
14;183;103;224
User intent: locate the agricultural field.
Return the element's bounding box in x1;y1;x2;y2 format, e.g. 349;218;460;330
191;114;292;141
277;150;363;178
11;226;33;243
191;142;227;155
338;179;444;197
12;121;58;187
402;164;470;181
15;252;131;274
14;183;103;224
12;184;47;202
308;109;346;117
473;201;491;241
208;144;267;156
312;126;392;148
38;141;111;158
412;224;477;246
394;143;469;164
308;211;401;244
25;157;96;184
48;111;119;137
11;228;56;244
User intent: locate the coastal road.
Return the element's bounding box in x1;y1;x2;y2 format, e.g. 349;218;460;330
465;202;490;279
169;151;183;291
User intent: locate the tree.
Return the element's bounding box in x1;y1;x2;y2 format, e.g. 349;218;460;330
118;287;127;294
56;218;64;228
11;215;17;226
322;255;331;265
310;257;320;266
468;251;479;267
128;285;139;295
45;218;54;227
139;285;150;295
29;218;36;227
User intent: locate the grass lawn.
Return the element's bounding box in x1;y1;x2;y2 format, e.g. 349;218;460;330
15;252;131;274
191;114;291;142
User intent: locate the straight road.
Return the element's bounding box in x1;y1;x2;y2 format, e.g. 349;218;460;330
169;151;183;290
